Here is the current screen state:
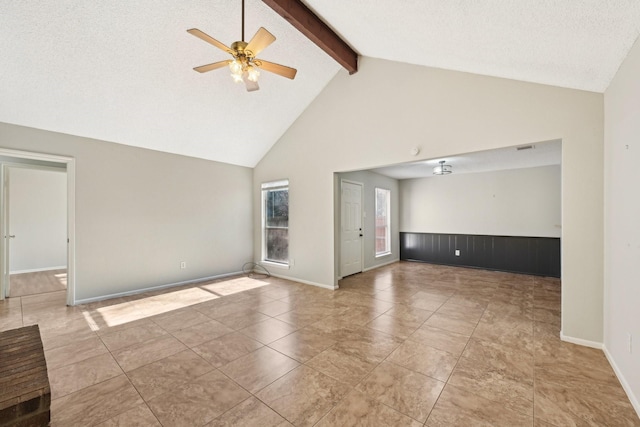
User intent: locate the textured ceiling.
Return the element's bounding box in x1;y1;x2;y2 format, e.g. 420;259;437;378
1;1;639;167
305;0;640;92
370;140;561;180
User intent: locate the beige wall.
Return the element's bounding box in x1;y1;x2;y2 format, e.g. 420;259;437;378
604;35;640;412
400;165;561;238
1;122;253;302
254;56;604;343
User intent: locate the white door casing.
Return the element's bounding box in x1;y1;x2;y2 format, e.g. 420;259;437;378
340;180;363;277
0;148;75;305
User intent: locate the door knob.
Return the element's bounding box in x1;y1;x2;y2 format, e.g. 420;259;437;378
8;235;15;239
359;233;363;237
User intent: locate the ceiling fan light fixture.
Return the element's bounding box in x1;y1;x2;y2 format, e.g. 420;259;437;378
247;65;260;82
433;160;453;175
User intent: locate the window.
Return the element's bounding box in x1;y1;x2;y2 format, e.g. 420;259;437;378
375;187;391;256
262;180;289;265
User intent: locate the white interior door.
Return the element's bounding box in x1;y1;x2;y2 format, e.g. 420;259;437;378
341;180;363;277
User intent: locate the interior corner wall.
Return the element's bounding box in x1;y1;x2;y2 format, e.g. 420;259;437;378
337;170;400;273
399;165;562;238
0;122;253;302
9;167;67;273
604;35;640;413
253;56;604;343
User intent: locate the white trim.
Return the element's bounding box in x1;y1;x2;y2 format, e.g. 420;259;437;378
0;148;75;305
73;271;243;305
10;266;67;275
363;258;399;272
603;344;640;419
560;331;603;349
267;272;338;290
261;260;290;270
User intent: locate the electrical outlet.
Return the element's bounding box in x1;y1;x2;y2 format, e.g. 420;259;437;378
289;258;295;266
628;333;633;354
455;250;460;256
180;261;186;269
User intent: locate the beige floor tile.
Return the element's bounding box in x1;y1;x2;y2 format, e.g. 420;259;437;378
424;312;478;336
49;353;123;399
383;303;434;324
387;340;458;382
448;340;534;415
99;322;168;352
256;299;294;317
534;380;640;427
306;346;378;386
316;389;422;427
45;335;109;370
171;319;234;347
97;403;161;426
192;332;263;367
357;361;445;422
366;313;424;339
268;327;336;362
408;324;470;356
256;365;351;426
51;375;144;426
219;346;299;393
426;384;533;427
11;264;639;427
275;308;332;328
206;397;291;427
147;370;250;426
215;310;271;330
239;317;298;344
151;308;211;332
332;328;403;364
112;334;186;372
127;349;214;400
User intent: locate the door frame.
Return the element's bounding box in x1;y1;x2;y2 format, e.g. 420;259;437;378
339;179;364;278
0;148;76;306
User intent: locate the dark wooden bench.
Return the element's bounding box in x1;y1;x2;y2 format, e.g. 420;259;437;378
0;325;50;427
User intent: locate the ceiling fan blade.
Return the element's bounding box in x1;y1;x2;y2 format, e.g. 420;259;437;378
242;72;260;92
193;60;231;73
187;29;232;54
244;27;275;58
256;60;297;80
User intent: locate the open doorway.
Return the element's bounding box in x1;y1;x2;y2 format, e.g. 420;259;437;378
0;148;76;306
5;165;67;298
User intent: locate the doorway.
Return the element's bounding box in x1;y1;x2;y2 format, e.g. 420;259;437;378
340;180;363;277
0;148;76;306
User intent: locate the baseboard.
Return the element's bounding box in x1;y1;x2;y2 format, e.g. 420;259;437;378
603;345;640;419
560;331;603;349
10;266;67;275
363;258;399;272
73;271;243;305
267;272;338;290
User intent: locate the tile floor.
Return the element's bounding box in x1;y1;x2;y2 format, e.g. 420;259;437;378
8;268;67;297
1;262;639;426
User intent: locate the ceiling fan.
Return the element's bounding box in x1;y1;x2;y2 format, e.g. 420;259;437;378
187;0;297;92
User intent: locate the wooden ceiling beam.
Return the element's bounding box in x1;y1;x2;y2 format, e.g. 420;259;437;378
262;0;358;74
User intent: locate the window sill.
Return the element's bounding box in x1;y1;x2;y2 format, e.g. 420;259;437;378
375;252;392;258
261;260;290;270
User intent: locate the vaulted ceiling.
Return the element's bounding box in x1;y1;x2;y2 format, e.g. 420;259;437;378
1;1;639;167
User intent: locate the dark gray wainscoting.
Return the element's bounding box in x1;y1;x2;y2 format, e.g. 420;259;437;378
400;232;560;278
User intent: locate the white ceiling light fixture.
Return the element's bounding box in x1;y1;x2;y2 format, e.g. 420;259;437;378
433;160;452;175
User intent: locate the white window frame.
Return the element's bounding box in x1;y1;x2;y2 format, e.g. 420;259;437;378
261;179;289;267
375;187;391;257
